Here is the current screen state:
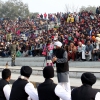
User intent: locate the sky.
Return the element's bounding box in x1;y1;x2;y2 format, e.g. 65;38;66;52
3;0;100;14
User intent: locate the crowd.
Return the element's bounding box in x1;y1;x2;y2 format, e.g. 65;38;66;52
0;6;100;99
0;7;100;61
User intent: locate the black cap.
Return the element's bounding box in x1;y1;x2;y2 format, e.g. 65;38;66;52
20;66;32;78
2;69;11;79
43;66;54;79
81;72;96;86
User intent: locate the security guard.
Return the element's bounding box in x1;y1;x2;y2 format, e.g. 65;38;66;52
10;41;16;66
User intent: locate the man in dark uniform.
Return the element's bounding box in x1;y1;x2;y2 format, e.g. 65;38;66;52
9;41;16;66
0;68;11;100
38;66;71;100
71;72;100;100
10;66;38;100
52;41;71;93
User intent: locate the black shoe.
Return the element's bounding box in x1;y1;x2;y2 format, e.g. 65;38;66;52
82;59;86;61
89;59;92;61
11;65;16;66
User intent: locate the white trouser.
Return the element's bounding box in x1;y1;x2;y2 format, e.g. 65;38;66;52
58;82;71;93
58;77;71;100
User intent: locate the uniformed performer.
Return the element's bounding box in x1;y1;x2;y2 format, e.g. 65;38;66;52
10;41;16;66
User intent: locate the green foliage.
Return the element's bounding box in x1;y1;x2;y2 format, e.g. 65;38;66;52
29;12;39;19
0;0;30;19
80;6;96;13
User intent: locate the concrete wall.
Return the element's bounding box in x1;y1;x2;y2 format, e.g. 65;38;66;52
0;57;100;67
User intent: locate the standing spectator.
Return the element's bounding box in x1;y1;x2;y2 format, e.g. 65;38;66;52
71;72;100;100
40;14;43;19
88;26;93;38
37;14;40;19
10;66;38;100
6;31;12;42
44;13;47;19
70;15;74;23
42;40;54;66
38;66;71;100
0;68;11;100
52;41;71;93
99;6;100;14
96;7;99;14
75;14;79;23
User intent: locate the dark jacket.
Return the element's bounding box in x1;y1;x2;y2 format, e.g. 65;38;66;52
71;84;98;100
38;79;59;100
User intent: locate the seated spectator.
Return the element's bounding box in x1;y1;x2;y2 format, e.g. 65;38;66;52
85;40;93;61
37;66;71;100
16;50;22;57
10;66;38;100
92;39;100;61
71;72;100;100
22;50;29;57
76;42;86;61
68;42;77;61
0;68;11;100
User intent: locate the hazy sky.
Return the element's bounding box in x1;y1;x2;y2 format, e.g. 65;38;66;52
4;0;99;14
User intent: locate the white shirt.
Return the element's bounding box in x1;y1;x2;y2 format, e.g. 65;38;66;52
3;84;11;100
78;44;86;52
25;82;38;100
55;84;71;100
95;92;100;100
96;42;100;50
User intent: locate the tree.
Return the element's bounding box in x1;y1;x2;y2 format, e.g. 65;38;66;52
29;12;39;19
65;4;79;13
0;0;30;19
80;6;96;13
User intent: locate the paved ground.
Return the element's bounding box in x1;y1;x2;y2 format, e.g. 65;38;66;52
1;57;100;67
1;66;100;72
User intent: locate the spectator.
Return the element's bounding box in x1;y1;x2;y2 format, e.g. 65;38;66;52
44;13;47;19
92;37;100;60
40;14;43;19
96;7;99;14
70;15;74;23
85;40;93;61
0;68;11;100
10;66;38;100
42;40;54;66
38;66;71;100
71;72;100;100
76;42;86;61
0;8;100;61
6;31;12;42
68;42;77;61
